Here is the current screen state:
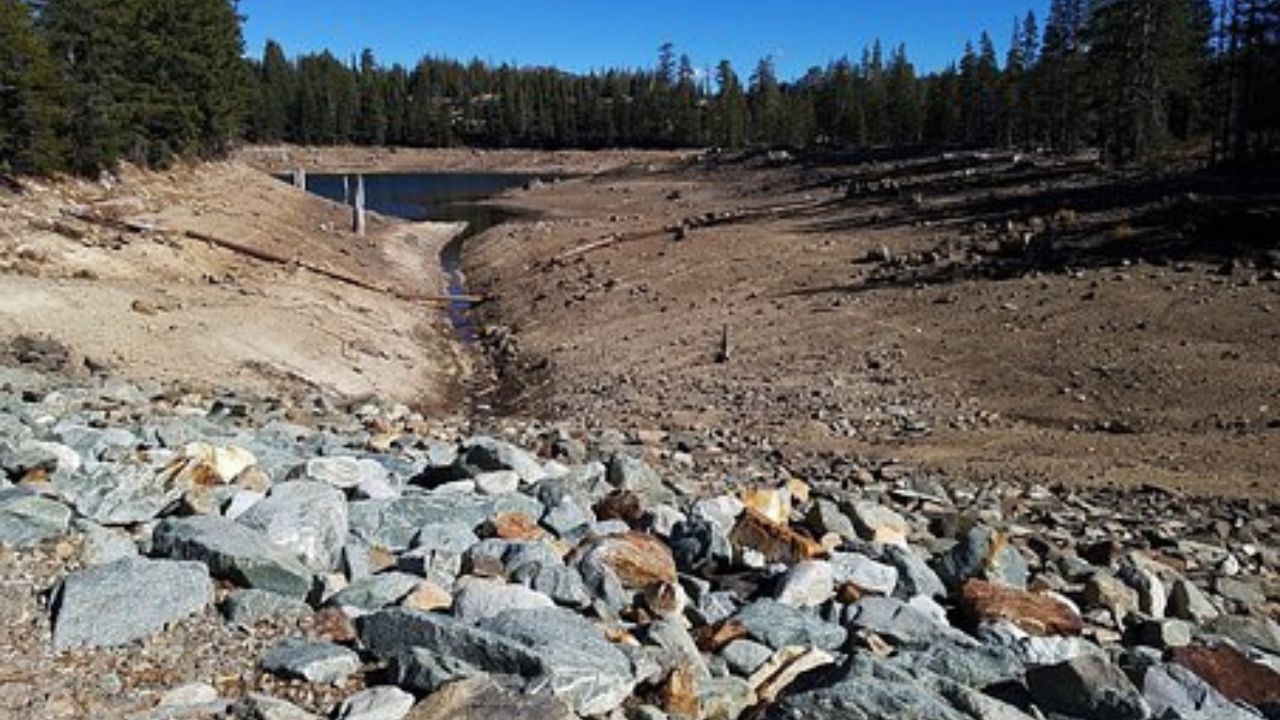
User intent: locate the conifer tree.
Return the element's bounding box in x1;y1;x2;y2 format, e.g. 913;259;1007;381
0;0;64;173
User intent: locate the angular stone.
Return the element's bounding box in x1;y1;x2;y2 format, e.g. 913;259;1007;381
405;676;575;720
730;508;824;565
850;501;910;546
884;544;947;599
401;581;453;612
1119;555;1168;619
350;493;542;552
542;496;593;537
750;646;835;704
261;638;361;685
55;462;184;525
805;499;857;542
1205;615;1280;654
1143;663;1260;720
152;516;315;599
960;579;1083;637
509;562;591;608
456;437;547;485
1216;577;1266;606
1083;572;1140;624
741;487;791;525
221;589;313;627
733;599;848;651
845;596;957;647
1131;618;1194;649
237;481;348;572
452;577;555;622
1168;579;1220;624
722;639;774;676
934;527;1029;590
357;607;635;716
335;686;415;720
831;552;899;596
294;456;388;491
0;487;71;547
1170;644;1280;711
776;560;836;607
606;453;666;499
1026;655;1151;720
52;557;213;651
326;572;423;612
693;495;746;534
575;532;677;589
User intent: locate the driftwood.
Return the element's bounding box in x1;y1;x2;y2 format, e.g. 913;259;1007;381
352;174;367;236
181;229;486;305
554;197;822;263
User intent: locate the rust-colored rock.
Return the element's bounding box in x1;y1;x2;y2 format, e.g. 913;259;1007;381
311;607;356;644
594;490;644;525
577;532;678;589
660;664;701;719
835;582;863;605
695;620;749;652
487;512;546;541
1171;644;1280;708
402;581;452;612
729;508;825;565
959;579;1083;637
741;487;791;525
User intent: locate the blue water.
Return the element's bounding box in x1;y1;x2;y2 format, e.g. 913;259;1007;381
299;172;539;344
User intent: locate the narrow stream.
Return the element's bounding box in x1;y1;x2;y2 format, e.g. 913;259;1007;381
296;172;536;342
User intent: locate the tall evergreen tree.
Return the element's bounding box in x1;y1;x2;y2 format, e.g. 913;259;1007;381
0;0;64;173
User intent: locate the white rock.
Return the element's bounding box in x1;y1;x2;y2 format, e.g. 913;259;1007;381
776;561;836;607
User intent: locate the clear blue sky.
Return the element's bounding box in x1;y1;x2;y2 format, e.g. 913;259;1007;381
239;1;1048;79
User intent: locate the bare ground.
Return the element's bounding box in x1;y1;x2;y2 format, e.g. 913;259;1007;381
0;160;466;410
463;151;1280;499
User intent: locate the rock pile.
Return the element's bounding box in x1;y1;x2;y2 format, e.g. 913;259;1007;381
1;368;1277;719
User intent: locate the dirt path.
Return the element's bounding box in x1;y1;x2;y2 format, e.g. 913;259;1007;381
0;161;466;409
462;152;1280;499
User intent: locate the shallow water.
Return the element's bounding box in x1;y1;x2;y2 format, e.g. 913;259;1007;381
299;172;536;344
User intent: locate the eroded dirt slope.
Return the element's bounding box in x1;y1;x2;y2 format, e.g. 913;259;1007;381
465;152;1280;498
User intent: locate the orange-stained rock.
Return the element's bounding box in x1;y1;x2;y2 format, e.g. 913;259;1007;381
741;487;791;525
1172;644;1280;708
487;512;546;541
785;478;811;505
311;607;356;644
960;579;1083;637
402;581;452;612
730;508;825;565
660;664;700;719
695;620;749;652
577;532;678;589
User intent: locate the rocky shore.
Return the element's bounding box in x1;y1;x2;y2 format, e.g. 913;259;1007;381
1;360;1277;720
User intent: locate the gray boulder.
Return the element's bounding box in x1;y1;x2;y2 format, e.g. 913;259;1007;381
55;462;183;525
221;589;313;628
357;607;636;716
934;527;1029;590
52;557;213;651
452;577;555;622
261;638;361;685
152;516;315;600
734;599;848;651
326;572;423;612
1026;655;1152;720
0;487;71;547
333;686;415;720
237;481;348;571
456;436;548;484
349;493;542;551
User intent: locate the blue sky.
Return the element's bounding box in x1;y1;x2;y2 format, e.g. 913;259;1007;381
239;1;1048;79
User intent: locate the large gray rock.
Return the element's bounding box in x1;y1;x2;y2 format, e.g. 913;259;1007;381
884;544;947;599
830;552;899;596
334;686;415;720
326;572;423;612
52;557;213;651
75;520;139;566
1026;655;1152;720
0;487;71;547
55;462;184;525
152;516;315;600
357;607;636;716
4;439;81;483
221;589;313;628
350;493;542;551
934;527;1029;590
768;652;1030;720
293;456;389;491
237;481;348;571
845;596;960;647
1143;663;1260;720
456;437;548;485
1205;615;1280;654
404;675;576;720
734;599;848;651
452;577;555;622
261;638;361;684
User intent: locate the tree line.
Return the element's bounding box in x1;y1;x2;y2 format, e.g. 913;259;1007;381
2;0;1278;177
